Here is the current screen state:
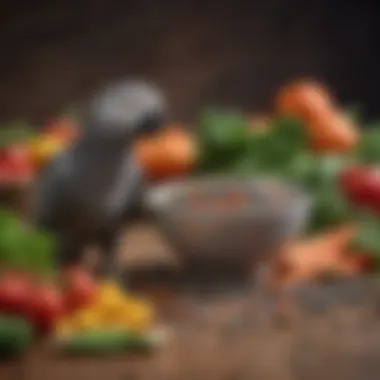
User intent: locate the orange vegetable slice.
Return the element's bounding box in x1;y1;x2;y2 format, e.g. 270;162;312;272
275;225;358;287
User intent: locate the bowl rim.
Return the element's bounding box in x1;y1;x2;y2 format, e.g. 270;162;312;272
144;175;312;220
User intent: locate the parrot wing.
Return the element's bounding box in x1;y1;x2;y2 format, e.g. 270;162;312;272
32;150;75;231
104;155;145;226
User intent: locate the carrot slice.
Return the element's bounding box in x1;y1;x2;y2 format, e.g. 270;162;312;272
275;225;358;286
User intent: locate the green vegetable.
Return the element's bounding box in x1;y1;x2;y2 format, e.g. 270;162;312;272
196;108;250;172
307;183;352;234
284;152;318;183
0;120;34;148
0;211;29;269
256;116;308;169
196;109;310;176
0;315;34;358
354;123;380;164
305;154;349;188
234;116;308;177
24;228;56;276
346;212;380;274
0;209;56;276
195;108;355;234
58;330;159;356
350;212;380;256
297;154;352;233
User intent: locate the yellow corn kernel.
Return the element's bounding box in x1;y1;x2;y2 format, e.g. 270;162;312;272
90;299;125;326
123;301;154;331
72;309;101;332
96;282;127;309
98;309;124;326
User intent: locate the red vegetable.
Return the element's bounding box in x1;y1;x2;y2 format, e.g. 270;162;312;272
339;166;369;204
27;284;64;333
0;145;34;183
44;117;78;142
6;145;34;177
339;166;380;210
0;273;33;315
63;268;97;313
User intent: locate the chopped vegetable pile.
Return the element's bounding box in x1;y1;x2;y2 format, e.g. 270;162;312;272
0;113;77;185
55;281;159;356
128;80;380;285
56;280;155;337
0;211;162;358
190;80;380;283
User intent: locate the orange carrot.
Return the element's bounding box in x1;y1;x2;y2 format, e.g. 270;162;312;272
134;124;196;181
275;79;334;122
308;109;359;153
275;225;358;286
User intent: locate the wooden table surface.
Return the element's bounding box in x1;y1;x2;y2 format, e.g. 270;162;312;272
1;223;380;380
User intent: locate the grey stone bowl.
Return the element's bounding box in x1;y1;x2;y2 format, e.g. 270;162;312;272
144;176;312;280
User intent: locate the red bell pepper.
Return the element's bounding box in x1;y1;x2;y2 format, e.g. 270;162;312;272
339;165;380;212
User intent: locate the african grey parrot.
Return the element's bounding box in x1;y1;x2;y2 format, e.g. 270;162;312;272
32;79;168;279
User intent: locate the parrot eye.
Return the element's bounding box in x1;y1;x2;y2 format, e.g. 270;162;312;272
136;111;167;137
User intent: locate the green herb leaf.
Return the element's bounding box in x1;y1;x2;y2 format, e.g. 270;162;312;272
354;124;380;164
350;212;380;256
0;209;56;276
0;120;35;148
246;116;308;172
196;107;250;172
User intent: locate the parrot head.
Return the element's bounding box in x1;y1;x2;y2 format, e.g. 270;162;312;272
83;79;168;140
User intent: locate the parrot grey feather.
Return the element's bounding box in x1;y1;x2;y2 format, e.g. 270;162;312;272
32;78;168;279
105;155;145;225
32;150;75;232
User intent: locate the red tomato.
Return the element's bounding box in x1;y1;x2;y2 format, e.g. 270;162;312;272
339;166;380;210
339;166;367;203
4;145;34;180
44;118;78;142
0;149;13;181
27;284;64;333
0;273;33;315
62;268;97;313
0;149;9;163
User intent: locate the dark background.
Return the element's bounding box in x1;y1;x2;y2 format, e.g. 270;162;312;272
0;0;379;124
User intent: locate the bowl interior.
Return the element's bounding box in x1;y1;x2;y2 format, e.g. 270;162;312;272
145;176;311;222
